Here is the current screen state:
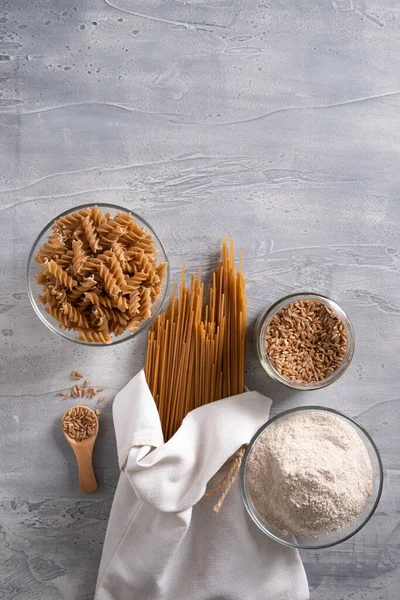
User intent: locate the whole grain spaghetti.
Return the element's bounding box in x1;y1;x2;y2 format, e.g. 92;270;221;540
145;237;246;440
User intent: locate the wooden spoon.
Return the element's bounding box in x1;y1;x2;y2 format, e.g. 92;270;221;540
62;405;99;493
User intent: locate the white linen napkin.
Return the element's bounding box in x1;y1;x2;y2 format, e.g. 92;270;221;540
95;370;309;600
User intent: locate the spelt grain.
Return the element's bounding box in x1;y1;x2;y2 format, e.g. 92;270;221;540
266;300;347;384
62;406;97;442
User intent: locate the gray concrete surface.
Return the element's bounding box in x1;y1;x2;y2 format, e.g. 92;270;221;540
1;0;399;598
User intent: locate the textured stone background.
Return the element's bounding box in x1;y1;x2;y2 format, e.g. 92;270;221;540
1;0;399;598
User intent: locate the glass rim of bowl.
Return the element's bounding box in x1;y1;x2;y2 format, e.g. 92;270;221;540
240;405;384;550
26;202;170;347
255;292;355;390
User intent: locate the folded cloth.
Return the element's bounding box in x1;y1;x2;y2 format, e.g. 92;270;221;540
95;370;309;600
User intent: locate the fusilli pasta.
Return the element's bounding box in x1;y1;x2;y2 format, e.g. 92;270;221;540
107;253;126;288
140;287;152;320
77;329;112;344
57;250;74;268
111;241;127;266
97;220;125;246
111;294;129;312
98;295;114;309
127;317;141;333
97;262;120;297
128;289;140;316
91;204;107;227
62;302;89;329
82;215;102;253
84;291;101;306
56;209;91;229
129;271;148;287
34;205;168;342
68;277;97;301
47;260;77;291
45;304;72;330
100;306;129;326
71;239;86;275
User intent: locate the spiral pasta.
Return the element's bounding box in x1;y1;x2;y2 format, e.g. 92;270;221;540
77;329;112;344
57;250;74;268
34;205;168;342
46;260;77;291
68;277;97;301
97;220;125;246
150;283;162;300
80;259;101;274
110;322;126;336
82;215;102;253
45;303;72;330
111;294;129;312
156;262;168;280
36;271;49;285
128;289;140;316
120;280;137;294
49;284;68;304
91;204;107;227
92;314;109;332
62;302;89;329
39;288;54;305
111;241;127;266
84;291;101;306
71;239;86;276
114;213;145;234
129;271;148;287
100;306;129;326
98;296;114;309
97;262;120;297
35;233;66;264
127;317;141;333
56;209;91;229
140;287;152;320
107;253;126;288
132;249;152;273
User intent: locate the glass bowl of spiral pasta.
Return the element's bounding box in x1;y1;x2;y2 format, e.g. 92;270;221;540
27;203;169;345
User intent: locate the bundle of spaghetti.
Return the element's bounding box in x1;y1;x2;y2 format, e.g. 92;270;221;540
145;237;247;440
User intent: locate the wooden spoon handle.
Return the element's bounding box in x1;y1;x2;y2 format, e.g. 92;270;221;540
73;446;97;493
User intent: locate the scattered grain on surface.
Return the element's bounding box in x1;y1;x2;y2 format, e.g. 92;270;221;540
58;372;105;402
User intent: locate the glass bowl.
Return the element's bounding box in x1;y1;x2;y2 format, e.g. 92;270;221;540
27;203;169;346
240;406;383;550
255;292;355;390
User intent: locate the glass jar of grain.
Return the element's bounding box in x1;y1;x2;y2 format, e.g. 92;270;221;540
255;293;355;390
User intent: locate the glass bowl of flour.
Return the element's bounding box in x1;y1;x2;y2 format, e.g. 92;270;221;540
240;407;383;549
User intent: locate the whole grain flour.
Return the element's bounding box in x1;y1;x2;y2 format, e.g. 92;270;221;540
247;411;373;537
